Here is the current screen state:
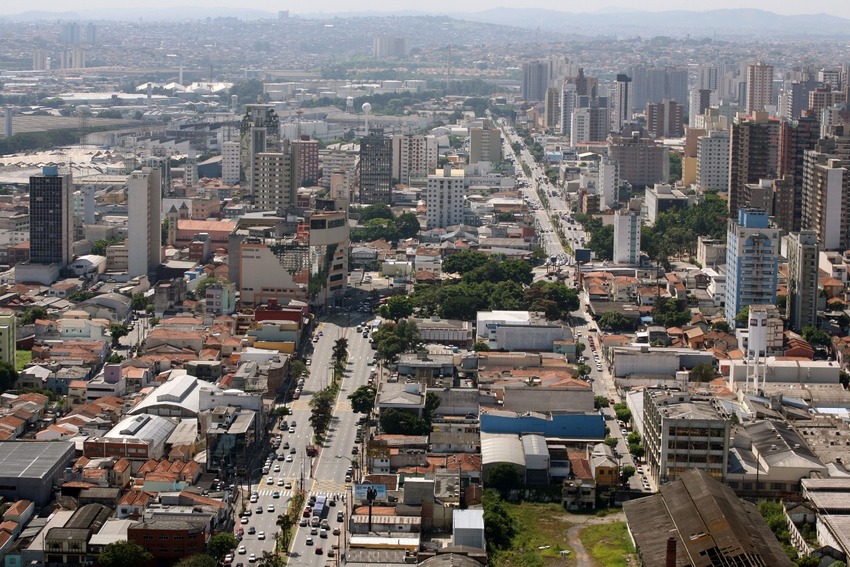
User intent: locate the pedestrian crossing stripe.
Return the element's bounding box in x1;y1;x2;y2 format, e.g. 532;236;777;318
257;489;295;497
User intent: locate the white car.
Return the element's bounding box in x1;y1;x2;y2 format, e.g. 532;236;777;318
288;427;295;433
278;478;285;486
250;494;258;503
238;546;246;555
286;455;293;462
273;465;280;472
258;531;266;540
248;554;256;563
266;477;274;485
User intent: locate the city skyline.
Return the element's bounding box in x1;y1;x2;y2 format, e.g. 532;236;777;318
2;1;850;19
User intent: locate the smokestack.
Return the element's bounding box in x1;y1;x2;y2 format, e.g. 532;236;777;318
665;537;677;567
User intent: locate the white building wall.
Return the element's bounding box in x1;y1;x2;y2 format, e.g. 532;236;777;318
127;167;161;278
697;130;730;192
222;141;240;185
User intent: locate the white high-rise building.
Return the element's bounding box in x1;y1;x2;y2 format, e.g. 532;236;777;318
253;149;294;211
391;134;438;183
599;158;619;210
425;166;465;229
222;141;240;185
570;107;591;147
612;74;632;132
559;82;577;135
613;210;641;265
696;130;730;192
746;62;774;114
724;209;780;326
127;167;162;278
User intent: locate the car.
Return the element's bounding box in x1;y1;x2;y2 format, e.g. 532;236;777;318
291;421;296;426
240;516;249;524
283;442;289;449
286;455;293;462
285;481;292;489
313;336;320;342
224;554;234;564
321;519;330;529
344;474;352;482
333;527;340;535
267;504;275;512
306;537;314;546
290;447;296;454
273;465;280;472
266;477;273;485
328;549;336;558
272;491;280;498
303;508;311;517
255;506;263;514
278;478;285;486
351;446;359;455
236;528;244;538
277;454;286;461
257;531;265;540
315;547;324;555
288;427;295;433
238;546;247;555
248;526;256;534
310;527;318;535
320;528;328;538
337;511;344;521
305;358;311;366
248;554;256;564
299;518;308;527
250;495;258;503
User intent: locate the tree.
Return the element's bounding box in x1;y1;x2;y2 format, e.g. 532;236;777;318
98;541;153;567
18;306;48;325
378;295;414;321
276;513;294;550
598;311;633;332
373;319;419;361
257;550;286;567
348;386;377;415
577;363;590;377
442;251;489;275
106;353;124;364
379;408;430;435
594;396;610;409
690;363;716;383
613;403;632;422
175;555;218;567
483;489;517;550
472;340;490;352
332;338;349;364
802;325;832;347
712;321;731;333
735;306;750;328
484;462;523;495
495;211;515;222
622;465;636;482
359;203;394;222
652;297;692;328
603;437;618;448
587;224;614;261
841;370;850;389
499;259;533;286
395;212;421;239
310;387;335;440
109;323;129;347
195;277;225;297
208;532;238;560
131;293;149;310
290;359;309;381
423;391;441;424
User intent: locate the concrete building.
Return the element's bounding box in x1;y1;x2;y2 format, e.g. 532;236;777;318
776;115;820;233
613;210;640;265
598;157;619;209
628;65;688;111
642;388;730;483
359;128;393;204
522;61;548;103
18;166;74;284
644;183;691;224
570;103;609;146
127;167;161;278
559;82;577;135
392;134;438;183
612;74;632;132
291;136;320;187
746;61;774;114
696;236;726;268
373;36;407;58
696;129;730;192
785;231;819;332
728;112;780;214
452;509;485;550
253;147;294;211
0;441;75;506
645;99;683;138
608;132;669;188
240;104;280;197
802;142;850;251
0;312;15;368
724;209;780;326
475;311;570;351
320;148;357;200
221;140;240;185
469;124;502;165
425;166;465;229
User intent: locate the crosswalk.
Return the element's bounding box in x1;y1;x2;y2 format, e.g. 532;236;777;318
308;478;350;495
256;488;296;498
290;399;311;411
334;398;352;412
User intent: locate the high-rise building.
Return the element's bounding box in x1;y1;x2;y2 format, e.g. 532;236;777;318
544;87;561;130
599;158;620;209
645;99;684;138
697;65;719;91
801;143;850;251
184;150;197;187
373;36;407;59
785;230;819;332
291;136;320;187
240;104;280;197
253;146;294;211
29;166;73;267
608;132;670;188
696;129;730;192
60;49;86;70
222;141;240;185
613;210;641;265
359;128;393;204
688;89;717;127
61;22;80;45
0;312;15;368
612;74;633;132
32;50;48;71
559;82;577;135
809;86;846;116
776;114;820;232
724;208;780;326
629;66;688;111
127;167;162;278
570;98;609;146
522;61;548;103
728;112;780;214
818;68;842;90
469;124;502;165
84;23;96;45
391;134;438;183
320;149;357;200
425;166;465;229
746;62;774;114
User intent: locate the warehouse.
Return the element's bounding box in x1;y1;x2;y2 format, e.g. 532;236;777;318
0;441;75;506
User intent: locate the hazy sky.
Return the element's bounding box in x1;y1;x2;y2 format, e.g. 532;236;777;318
1;0;849;18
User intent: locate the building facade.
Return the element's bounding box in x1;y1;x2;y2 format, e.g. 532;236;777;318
785;230;819;333
425;167;465;229
29;166;73;267
728;112;780;214
696;129;730;192
613;210;641;265
724;208;780;326
746;61;774;114
127;167;162;278
469;124;502;165
359;128;393;204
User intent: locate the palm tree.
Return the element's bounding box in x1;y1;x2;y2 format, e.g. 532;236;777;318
276;514;294;550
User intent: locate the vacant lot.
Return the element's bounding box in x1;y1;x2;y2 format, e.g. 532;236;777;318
579;522;636;567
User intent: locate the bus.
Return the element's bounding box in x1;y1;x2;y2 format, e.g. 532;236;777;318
313;495;327;518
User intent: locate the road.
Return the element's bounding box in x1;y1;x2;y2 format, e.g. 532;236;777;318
234;307;375;565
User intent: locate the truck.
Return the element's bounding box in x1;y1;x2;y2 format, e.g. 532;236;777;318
305;445;318;457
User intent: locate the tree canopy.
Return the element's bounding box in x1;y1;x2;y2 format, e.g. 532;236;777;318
652;297;692;328
348;386;377;415
207;532;238;560
372;319;419;361
98;541;153;567
378;295;414;321
175;555;218;567
641;193;727;262
351;205;420;242
380;408;430;435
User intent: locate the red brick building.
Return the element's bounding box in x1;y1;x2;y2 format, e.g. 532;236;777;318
128;519;208;566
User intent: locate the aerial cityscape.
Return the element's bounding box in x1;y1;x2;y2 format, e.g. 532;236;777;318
1;5;850;567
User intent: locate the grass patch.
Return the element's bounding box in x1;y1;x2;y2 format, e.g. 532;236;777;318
492;501;574;567
15;350;31;371
579;522;635;567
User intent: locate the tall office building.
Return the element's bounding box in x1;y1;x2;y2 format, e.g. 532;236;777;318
776;114;820;232
570;97;609;146
240;104;280;196
696;130;730;192
391;134;438;183
221;141;240;185
785;230;819;332
559;82;577;135
61;22;81;45
608;132;669;187
0;313;15;367
645;99;684;138
599;158;620;209
724;208;780;326
746;62;774;114
359;128;393;204
629;66;688;111
291;136;320;187
425;166;465;229
29;166;73;266
321;149;357;200
469;124;502;164
612;74;633;132
728;112;780;214
127;167;162;278
253;146;295;211
801;142;850;251
613;210;641;265
544;87;561;130
373;36;407;59
522;61;548;103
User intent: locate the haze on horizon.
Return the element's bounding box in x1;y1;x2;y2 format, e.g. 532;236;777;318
0;0;848;19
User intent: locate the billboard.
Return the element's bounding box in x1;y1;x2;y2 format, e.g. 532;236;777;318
353;483;387;501
574;248;591;263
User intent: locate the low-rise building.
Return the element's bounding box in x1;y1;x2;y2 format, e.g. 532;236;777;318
475;310;570;351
